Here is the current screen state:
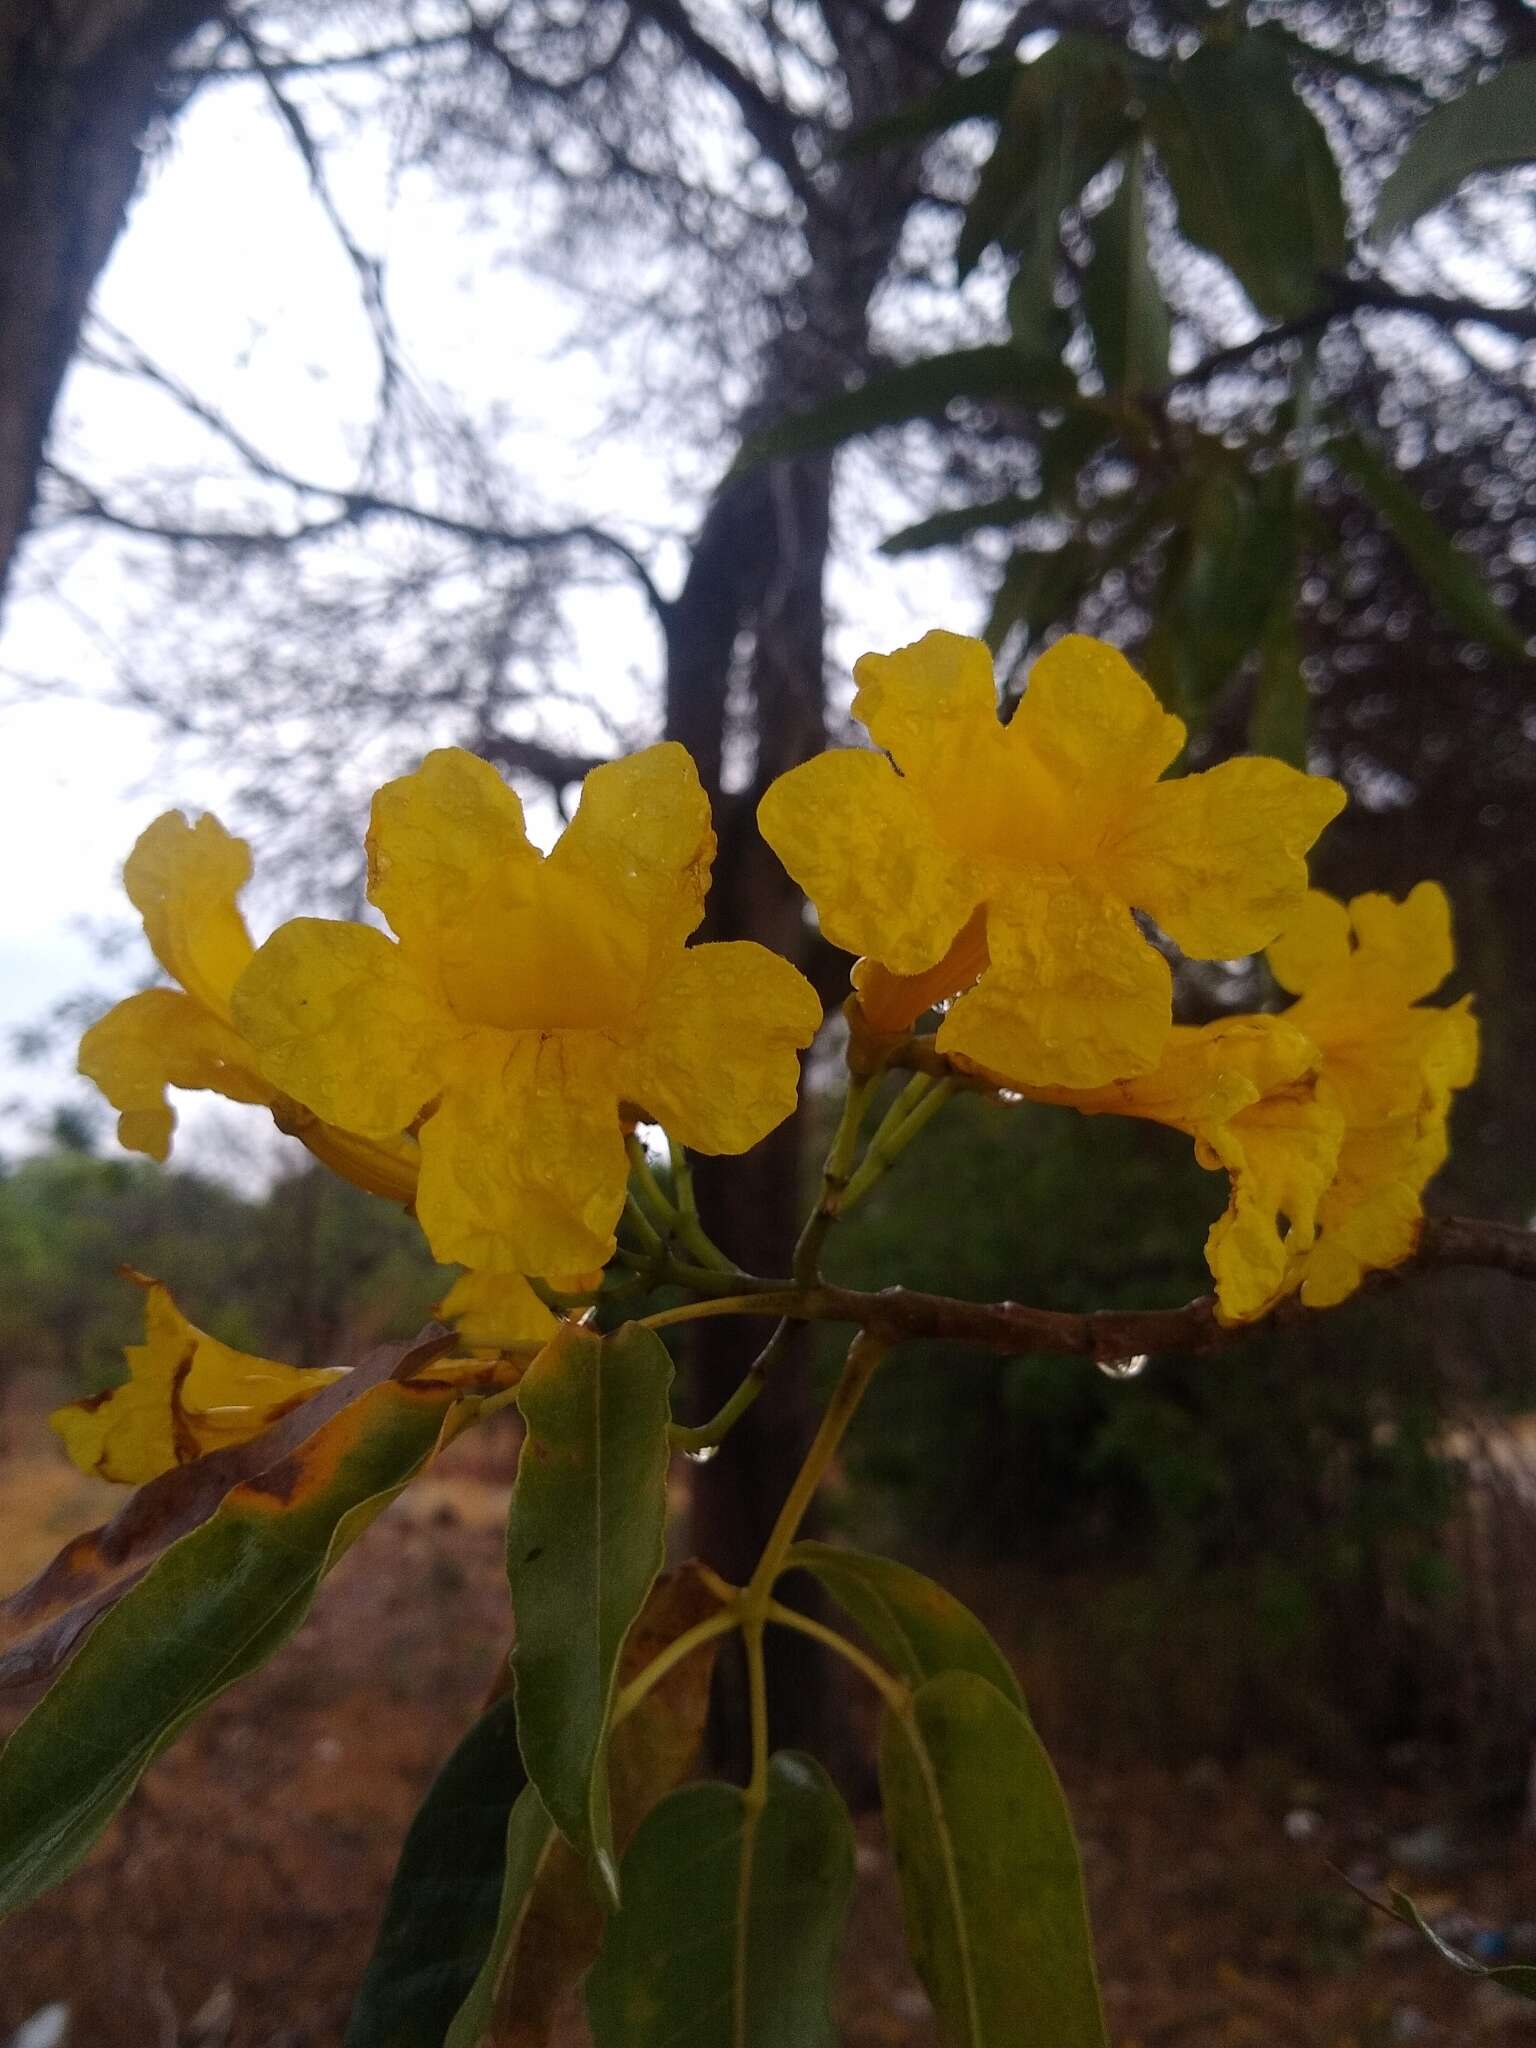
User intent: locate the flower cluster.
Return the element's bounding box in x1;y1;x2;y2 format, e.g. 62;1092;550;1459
69;625;1477;1477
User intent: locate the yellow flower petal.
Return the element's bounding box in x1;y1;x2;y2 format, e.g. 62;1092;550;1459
51;1276;341;1485
551;742;716;959
1342;882;1455;1006
937;877;1171;1090
757;748;981;975
1105;757;1347;959
416;1028;629;1273
851;629;1005;781
1266;890;1354;996
619;941;821;1152
123;811;256;1020
78;987;273;1161
1301;1140;1426;1310
233;918;455;1137
1006;634;1185;818
1205;1083;1344;1323
437;1270;558;1353
367;746;538;954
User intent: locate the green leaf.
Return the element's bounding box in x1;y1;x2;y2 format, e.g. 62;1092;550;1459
1389;1888;1536;2001
448;1563;727;2047
1374;62;1536;241
1147;29;1346;319
846;59;1021;155
346;1692;528;2048
958;37;1136;280
1333;430;1529;657
880;1672;1108;2047
787;1542;1024;1709
0;1325;452;1692
738;346;1070;468
880;493;1039;556
0;1377;453;1922
585;1753;856;2047
1082;144;1170;396
1249;587;1310;768
506;1320;674;1908
985;540;1100;653
1140;458;1299;718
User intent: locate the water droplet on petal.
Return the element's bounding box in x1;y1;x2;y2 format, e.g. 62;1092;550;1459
1097;1353;1149;1381
685;1443;719;1464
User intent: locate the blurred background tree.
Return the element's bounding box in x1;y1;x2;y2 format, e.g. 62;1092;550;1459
3;0;1535;1774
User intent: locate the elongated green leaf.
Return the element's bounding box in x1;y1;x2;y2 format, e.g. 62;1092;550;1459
1389;1888;1536;2000
346;1693;527;2048
1249;583;1310;767
739;346;1070;468
1082;144;1170;396
1148;30;1345;319
1374;61;1536;241
959;37;1136;280
585;1752;856;2047
0;1325;451;1691
1141;457;1298;717
506;1320;673;1907
787;1543;1024;1709
448;1564;726;2048
846;59;1021;155
0;1378;454;1922
880;1671;1107;2047
881;492;1039;557
1334;431;1530;657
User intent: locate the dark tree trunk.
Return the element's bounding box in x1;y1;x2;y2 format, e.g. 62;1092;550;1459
660;0;965;1784
0;0;213;608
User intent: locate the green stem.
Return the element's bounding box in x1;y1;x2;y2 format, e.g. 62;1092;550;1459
744;1328;890;1608
625;1134;679;1237
643;1290;805;1333
623;1188;666;1258
610;1605;743;1726
668;1318;795;1453
793;1070;878;1287
666;1132;739;1274
616;1247;780;1298
839;1074;959;1212
765;1598;909;1712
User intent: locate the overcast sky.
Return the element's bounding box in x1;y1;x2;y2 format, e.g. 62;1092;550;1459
0;72;967;1173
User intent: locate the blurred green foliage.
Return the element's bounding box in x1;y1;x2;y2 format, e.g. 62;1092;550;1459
814;1086;1488;1760
0;1144;446;1394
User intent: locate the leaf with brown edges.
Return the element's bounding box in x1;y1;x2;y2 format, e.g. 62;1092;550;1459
0;1324;453;1693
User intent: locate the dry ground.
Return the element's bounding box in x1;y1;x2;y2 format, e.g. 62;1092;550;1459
2;1420;1536;2048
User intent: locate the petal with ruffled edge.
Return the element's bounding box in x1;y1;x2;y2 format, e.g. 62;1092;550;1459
1267;890;1353;998
938;874;1172;1090
436;1270;559;1354
416;1028;629;1274
850;629;1006;785
757;748;981;976
1301;1132;1427;1310
618;940;821;1153
51;1276;342;1485
1204;1083;1345;1324
1344;882;1456;1007
551;743;715;963
1022;1015;1318;1131
1006;635;1185;826
1103;757;1346;959
124;812;256;1021
79;987;273;1161
234;918;457;1137
366;746;538;957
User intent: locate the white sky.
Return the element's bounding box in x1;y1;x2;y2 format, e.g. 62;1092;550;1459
0;77;968;1171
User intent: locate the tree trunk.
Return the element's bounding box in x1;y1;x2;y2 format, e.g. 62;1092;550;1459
661;0;965;1784
0;0;213;609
